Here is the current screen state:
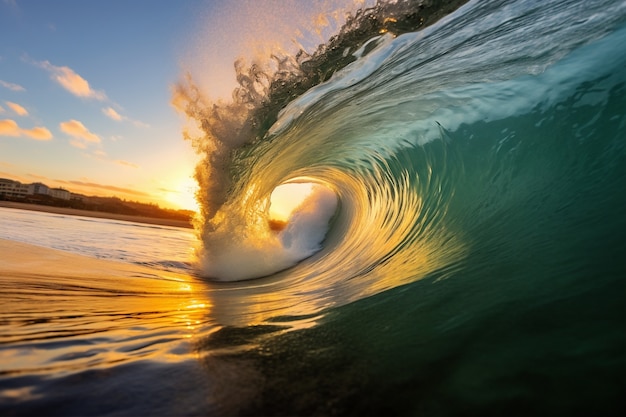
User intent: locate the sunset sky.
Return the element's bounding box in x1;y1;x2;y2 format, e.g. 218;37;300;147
0;0;366;211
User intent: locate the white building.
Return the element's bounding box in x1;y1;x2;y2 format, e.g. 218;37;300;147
28;182;49;196
1;179;72;200
0;178;29;198
48;188;71;200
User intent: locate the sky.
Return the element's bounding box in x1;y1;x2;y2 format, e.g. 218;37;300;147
0;0;367;211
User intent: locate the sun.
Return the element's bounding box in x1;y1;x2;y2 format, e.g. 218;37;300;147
163;176;200;212
269;182;315;221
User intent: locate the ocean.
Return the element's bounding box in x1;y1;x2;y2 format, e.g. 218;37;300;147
2;0;625;415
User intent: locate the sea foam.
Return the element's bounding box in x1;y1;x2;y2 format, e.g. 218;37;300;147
199;184;337;281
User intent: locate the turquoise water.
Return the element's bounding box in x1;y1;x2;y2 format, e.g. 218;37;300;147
2;0;625;415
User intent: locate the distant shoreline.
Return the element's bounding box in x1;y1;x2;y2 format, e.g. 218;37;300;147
0;201;194;229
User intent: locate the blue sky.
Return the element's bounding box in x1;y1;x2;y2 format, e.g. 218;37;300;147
0;0;210;210
0;0;364;210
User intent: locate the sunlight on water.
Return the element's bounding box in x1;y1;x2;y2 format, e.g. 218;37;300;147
0;240;211;377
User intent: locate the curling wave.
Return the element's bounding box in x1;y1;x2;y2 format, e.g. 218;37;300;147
173;0;626;315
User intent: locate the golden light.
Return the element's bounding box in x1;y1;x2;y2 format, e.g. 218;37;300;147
163;176;200;212
268;182;315;222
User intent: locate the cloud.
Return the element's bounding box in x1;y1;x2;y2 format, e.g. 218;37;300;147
102;106;149;127
0;80;25;92
59;119;100;148
37;60;106;100
25;127;51;140
0;119;53;140
55;179;151;197
26;173;50;181
5;101;28;116
115;160;140;169
103;107;123;121
132;119;150;128
14;174;150;199
0;119;20;136
0;171;24;183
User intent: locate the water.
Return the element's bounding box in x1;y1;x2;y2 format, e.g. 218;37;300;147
2;0;626;415
0;207;197;272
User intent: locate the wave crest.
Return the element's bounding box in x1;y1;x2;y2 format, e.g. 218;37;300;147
172;0;471;281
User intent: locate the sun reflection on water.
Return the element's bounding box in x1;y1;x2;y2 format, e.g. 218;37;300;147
0;241;216;376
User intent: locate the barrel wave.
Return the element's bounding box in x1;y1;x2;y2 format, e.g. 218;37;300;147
176;0;625;295
170;4;625;410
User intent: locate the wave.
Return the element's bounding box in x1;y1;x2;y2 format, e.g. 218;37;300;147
199;182;338;281
173;0;626;312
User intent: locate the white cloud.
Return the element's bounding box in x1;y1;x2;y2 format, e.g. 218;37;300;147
37;60;106;100
102;106;149;127
0;80;25;92
103;106;123;121
5;101;28;116
59;119;101;148
132;119;150;128
0;118;53;140
116;160;140;169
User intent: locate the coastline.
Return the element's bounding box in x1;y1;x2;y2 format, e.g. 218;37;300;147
0;201;193;229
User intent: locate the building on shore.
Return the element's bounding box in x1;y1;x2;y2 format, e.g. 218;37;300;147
0;179;69;200
0;178;30;198
48;187;71;200
28;182;50;196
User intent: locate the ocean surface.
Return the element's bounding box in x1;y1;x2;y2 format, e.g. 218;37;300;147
0;207;197;274
2;0;626;415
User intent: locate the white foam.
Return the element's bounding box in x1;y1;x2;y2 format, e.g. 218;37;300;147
199;184;337;281
279;185;338;256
